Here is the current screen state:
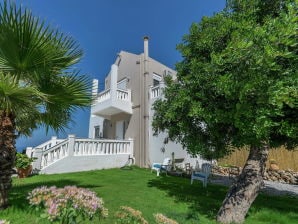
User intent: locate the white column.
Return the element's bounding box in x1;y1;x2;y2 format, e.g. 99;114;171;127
25;147;33;158
92;79;99;97
68;134;76;156
128;138;134;156
127;89;131;101
50;136;57;147
32;148;43;170
110;64;118;100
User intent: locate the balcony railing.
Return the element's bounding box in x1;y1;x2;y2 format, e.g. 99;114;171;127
95;88;131;103
150;86;161;99
96;89;111;103
116;89;130;101
74;139;133;156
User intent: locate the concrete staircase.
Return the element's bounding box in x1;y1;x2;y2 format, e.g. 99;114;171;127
26;135;134;174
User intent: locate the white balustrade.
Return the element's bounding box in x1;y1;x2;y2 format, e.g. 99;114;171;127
40;140;69;168
151;86;161;98
96;89;111;103
116;89;130;101
28;137;64;160
32;136;134;171
95;88;131;103
74;139;133;156
28;137;64;155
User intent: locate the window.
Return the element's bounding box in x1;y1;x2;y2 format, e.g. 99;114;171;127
153;73;161;87
117;78;128;90
94;125;101;139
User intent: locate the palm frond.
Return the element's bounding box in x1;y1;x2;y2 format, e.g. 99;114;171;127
0;72;47;113
0;1;91;136
0;1;83;78
36;71;91;132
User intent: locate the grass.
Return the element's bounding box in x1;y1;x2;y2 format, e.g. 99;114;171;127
0;167;297;223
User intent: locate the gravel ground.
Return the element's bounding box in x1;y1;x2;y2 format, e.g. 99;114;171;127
210;175;298;197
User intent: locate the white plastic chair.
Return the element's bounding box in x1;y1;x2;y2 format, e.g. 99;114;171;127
151;158;171;176
191;163;212;187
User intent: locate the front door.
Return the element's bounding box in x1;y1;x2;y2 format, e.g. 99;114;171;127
116;120;124;140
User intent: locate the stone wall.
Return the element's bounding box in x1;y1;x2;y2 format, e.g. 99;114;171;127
212;165;298;185
264;169;298;185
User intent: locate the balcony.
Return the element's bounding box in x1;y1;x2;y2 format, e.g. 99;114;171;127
150;86;161;99
91;88;132;119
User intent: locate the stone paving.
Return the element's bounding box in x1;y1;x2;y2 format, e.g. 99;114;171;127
210;174;298;197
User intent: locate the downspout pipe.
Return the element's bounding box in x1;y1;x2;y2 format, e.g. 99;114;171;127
143;36;149;167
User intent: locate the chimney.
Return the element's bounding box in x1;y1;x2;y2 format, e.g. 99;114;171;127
143;36;149;74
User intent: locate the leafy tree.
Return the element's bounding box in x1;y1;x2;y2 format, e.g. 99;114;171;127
0;1;91;209
153;0;297;223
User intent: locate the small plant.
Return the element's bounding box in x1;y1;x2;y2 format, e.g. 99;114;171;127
269;159;277;164
0;220;10;224
27;185;108;224
15;152;36;169
115;206;148;224
154;213;179;224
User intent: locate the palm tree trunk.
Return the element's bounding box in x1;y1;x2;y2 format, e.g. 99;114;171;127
0;111;16;209
216;143;269;224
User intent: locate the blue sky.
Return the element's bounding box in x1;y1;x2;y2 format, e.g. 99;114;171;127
16;0;226;151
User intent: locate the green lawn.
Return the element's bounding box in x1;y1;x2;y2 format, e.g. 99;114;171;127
0;167;297;223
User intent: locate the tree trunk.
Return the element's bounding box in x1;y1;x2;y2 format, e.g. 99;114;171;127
0;111;16;209
216;144;269;223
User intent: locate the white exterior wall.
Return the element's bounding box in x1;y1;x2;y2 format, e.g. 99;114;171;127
40;154;129;174
88;115;104;138
148;98;206;168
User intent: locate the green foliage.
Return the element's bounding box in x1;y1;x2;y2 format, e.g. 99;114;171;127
0;0;91;136
15;152;36;169
153;0;298;159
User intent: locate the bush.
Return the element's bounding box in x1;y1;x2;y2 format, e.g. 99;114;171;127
115;206;148;224
15;153;36;169
154;213;179;224
27;185;108;224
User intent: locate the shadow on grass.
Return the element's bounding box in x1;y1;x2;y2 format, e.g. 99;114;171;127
147;176;227;219
147;175;298;221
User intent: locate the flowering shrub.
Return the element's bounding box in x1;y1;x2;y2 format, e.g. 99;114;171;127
154;213;178;224
28;185;108;224
0;220;10;224
115;206;148;224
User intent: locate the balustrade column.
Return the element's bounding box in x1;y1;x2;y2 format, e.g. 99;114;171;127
128;138;134;156
50;136;58;149
127;89;131;101
25;147;33;158
92;79;99;97
32;148;43;170
110;64;118;101
68;134;75;156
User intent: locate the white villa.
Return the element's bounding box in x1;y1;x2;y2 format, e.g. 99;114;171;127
26;37;205;174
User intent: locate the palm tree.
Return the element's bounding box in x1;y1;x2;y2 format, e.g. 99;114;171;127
0;1;91;209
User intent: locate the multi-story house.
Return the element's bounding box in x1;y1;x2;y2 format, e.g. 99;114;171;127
89;37;200;168
27;37;204;174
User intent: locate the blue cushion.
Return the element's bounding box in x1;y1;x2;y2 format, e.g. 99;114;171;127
153;164;161;169
193;173;206;178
